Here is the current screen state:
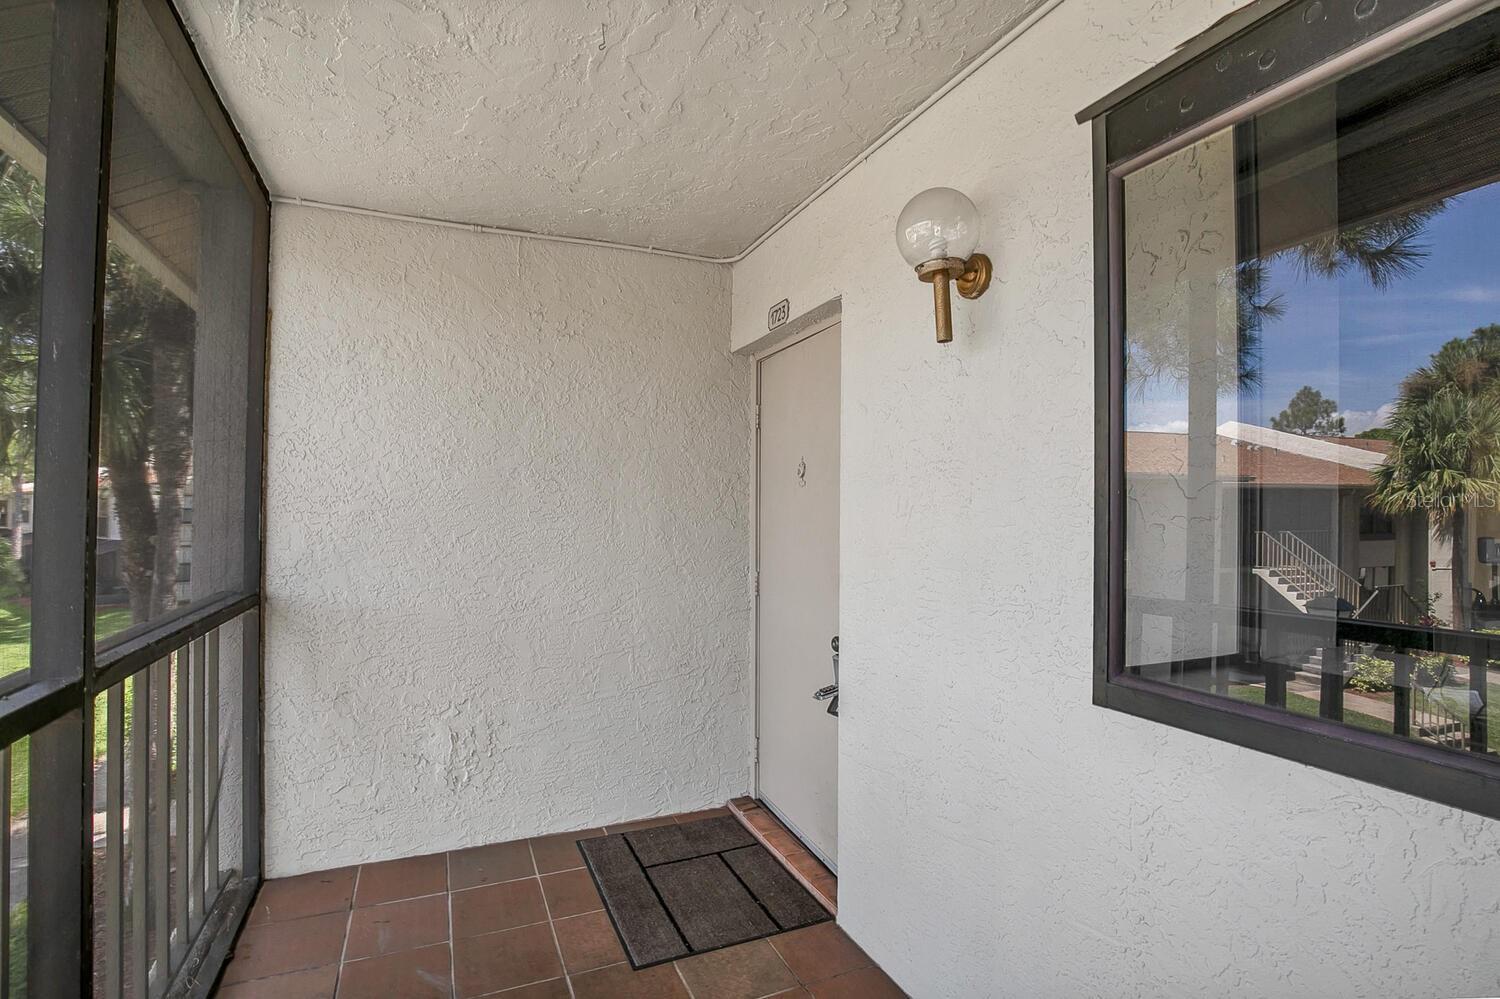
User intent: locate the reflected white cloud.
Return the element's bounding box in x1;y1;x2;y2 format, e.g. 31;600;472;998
1336;402;1396;435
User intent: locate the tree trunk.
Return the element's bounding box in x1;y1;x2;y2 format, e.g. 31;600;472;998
9;473;21;562
1453;505;1471;631
151;483;181;616
108;453;156;624
147;318;192;617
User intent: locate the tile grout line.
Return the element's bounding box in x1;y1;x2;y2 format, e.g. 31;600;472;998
430;915;560;948
764;934;806;990
355;887;459;907
673;958;698;999
473;977;572;998
446;853;457;999
336;865;361;990
530;840;578;999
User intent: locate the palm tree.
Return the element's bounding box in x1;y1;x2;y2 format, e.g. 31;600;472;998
1371;339;1500;631
0;152;196;625
99;248;194;622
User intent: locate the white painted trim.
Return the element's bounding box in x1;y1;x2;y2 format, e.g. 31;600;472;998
269;196;724;264
1216;421;1386;471
736;296;842;358
269;0;1069;265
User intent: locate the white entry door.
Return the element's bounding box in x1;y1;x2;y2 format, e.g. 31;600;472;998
756;321;840;868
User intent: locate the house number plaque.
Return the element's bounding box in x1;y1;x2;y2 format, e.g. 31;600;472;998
768;298;790;330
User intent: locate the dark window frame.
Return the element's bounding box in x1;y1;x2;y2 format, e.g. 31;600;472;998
1079;0;1500;821
10;0;270;995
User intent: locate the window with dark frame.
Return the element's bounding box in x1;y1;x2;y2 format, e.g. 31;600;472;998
0;1;269;996
1082;0;1500;819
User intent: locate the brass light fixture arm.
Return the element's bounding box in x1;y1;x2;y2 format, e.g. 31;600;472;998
916;253;993;343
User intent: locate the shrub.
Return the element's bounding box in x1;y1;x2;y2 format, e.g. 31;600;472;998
1415;652;1458;689
0;554;26;601
1348;654;1395;693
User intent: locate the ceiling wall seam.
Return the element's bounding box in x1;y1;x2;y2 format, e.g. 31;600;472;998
267;0;1067;266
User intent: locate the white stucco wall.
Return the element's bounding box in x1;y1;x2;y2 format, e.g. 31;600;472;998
264;205;751;876
730;1;1500;997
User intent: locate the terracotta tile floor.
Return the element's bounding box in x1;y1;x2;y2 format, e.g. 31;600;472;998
727;798;836;915
214;807;904;998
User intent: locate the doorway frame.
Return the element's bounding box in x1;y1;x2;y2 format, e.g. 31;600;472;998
750;307;842;872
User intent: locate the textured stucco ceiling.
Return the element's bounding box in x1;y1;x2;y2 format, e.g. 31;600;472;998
177;0;1046;257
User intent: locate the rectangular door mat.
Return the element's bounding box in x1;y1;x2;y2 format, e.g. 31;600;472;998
579;815;831;968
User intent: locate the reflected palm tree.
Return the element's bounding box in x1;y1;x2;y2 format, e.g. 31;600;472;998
1128;201;1448;401
1290;203;1447;290
1372;330;1500;631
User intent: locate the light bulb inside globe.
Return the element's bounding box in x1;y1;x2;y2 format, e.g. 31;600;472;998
896;187;980;267
894;187;992;344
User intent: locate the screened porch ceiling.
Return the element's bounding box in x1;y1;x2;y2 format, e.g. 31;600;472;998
177;0;1050;258
0;0;248;307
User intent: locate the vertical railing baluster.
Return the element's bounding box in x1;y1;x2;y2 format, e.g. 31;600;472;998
1393;653;1412;739
1319;645;1345;721
130;671;149;999
1471;637;1489;755
189;636;205;934
1;745;10;999
173;647;189;962
203;629;219;901
106;686;125;998
150;656;170;991
1264;659;1286;709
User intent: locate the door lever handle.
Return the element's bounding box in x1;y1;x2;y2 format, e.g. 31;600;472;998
817;634;840;715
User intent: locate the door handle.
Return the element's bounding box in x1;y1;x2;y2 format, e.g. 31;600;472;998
812;634;839;716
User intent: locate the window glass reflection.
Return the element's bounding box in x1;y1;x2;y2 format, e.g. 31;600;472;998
97;0;253;644
1122;10;1500;757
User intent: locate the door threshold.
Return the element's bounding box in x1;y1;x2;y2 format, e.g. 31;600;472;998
728;796;837;915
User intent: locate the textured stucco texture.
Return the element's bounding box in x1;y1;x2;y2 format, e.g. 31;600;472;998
731;0;1500;997
176;0;1044;257
264;205;751;876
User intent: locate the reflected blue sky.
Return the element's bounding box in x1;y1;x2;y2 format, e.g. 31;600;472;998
1129;182;1500;435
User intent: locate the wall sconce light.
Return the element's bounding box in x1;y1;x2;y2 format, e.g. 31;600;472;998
895;187;992;343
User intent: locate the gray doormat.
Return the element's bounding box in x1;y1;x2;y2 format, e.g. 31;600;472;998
579;815;831;968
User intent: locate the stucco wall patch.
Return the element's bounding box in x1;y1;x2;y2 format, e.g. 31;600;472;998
264;204;752;876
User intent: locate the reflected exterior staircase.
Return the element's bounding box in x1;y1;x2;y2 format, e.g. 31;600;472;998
1253;531;1468;751
1253;530;1361;612
1252;529;1421;625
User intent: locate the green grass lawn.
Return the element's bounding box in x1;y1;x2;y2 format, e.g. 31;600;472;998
1230;682;1500;751
1228;684;1393;736
0;601;133;679
0;600;137;818
6;680;140;820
